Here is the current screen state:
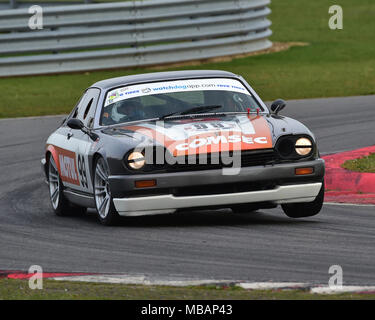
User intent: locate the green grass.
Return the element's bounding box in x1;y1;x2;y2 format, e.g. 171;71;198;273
342;153;375;173
0;0;374;118
1;279;374;300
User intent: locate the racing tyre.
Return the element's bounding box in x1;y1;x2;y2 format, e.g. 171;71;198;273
94;157;119;226
281;181;325;218
48;156;86;216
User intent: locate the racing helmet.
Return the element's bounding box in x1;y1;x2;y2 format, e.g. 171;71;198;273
111;99;144;122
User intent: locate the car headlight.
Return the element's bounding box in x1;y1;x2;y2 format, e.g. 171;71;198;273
127;151;145;169
295;137;313;156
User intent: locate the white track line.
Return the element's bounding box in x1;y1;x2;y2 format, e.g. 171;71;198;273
52;275;232;287
311;286;375;294
236;282;308;290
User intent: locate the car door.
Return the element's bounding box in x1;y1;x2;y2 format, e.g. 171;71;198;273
49;88;100;194
67;88;100;194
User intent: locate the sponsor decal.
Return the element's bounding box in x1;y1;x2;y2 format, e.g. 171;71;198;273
107;91;119;104
104;78;251;106
124;115;272;157
142;88;152;93
54;147;80;186
174;135;268;152
59;154;79;184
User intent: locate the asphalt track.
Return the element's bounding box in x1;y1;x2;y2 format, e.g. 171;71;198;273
0;95;374;285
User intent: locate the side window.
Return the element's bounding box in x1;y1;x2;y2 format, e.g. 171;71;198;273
71;108;79;119
76;88;101;127
83;98;93;120
66;93;86;123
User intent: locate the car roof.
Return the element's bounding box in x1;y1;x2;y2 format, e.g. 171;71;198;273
91;70;239;90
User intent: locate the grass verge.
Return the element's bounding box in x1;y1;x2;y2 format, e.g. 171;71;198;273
342;153;375;173
0;279;374;300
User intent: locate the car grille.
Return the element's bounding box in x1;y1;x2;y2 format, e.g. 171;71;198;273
162;149;278;172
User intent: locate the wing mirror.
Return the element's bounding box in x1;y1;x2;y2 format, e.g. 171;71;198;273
270;99;286;115
67;118;98;141
67;118;84;130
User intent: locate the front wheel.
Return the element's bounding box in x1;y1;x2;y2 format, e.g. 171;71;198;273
94;157;119;225
281;181;325;218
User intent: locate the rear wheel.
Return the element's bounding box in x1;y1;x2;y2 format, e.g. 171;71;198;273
94;157;119;225
48;155;86;216
281;181;325;218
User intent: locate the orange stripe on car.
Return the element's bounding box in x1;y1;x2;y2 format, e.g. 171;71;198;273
124;115;273;157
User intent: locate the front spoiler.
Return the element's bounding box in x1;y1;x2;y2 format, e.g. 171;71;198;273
108;159;325;195
113;182;322;217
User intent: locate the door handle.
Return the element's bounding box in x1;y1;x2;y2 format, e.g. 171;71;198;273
67;133;73;140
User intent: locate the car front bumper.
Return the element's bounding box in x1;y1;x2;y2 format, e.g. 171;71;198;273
108;159;325;217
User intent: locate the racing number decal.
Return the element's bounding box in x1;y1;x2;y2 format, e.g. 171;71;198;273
189;122;235;131
193;123;209;130
77;155;88;188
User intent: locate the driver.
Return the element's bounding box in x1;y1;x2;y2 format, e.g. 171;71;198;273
111;99;144;123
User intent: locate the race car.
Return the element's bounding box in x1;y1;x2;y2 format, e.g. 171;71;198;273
41;70;325;225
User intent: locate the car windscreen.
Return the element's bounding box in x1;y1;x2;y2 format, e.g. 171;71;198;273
100;78;263;126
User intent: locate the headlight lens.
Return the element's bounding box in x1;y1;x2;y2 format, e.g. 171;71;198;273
127;151;145;169
278;139;295;157
295;138;313;156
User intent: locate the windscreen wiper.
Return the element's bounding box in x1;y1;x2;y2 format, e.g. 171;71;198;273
158;110;181;120
159;105;222;120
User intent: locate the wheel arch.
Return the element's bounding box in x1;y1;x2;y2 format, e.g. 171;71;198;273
91;151;106;184
45;145;59;180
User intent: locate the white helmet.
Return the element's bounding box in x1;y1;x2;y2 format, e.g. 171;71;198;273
111;102;126;122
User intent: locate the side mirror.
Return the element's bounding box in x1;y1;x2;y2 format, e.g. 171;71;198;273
67;118;99;141
270;99;286;115
67;118;84;130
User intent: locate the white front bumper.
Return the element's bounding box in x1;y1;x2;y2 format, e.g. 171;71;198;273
113;183;322;217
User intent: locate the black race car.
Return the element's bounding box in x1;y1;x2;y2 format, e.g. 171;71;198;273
41;70;325;225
